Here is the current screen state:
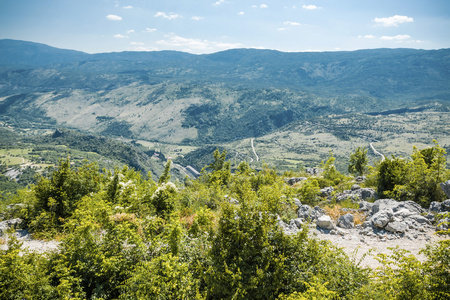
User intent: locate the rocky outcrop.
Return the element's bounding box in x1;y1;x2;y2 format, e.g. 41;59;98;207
358;199;434;238
440;180;450;198
337;213;354;229
334;185;377;202
320;186;334;197
298;205;325;222
0;218;24;236
429;199;450;213
281;197;448;239
286;177;307;185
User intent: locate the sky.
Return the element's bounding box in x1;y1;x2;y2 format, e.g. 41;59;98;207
0;0;449;54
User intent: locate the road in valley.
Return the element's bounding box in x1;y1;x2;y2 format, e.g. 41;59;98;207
370;143;385;161
251;138;259;162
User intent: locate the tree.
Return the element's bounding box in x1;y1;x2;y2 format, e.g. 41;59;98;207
376;156;409;199
348;147;368;176
158;160;172;185
205;149;231;186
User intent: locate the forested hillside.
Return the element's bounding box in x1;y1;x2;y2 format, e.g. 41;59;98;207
1;39;449;144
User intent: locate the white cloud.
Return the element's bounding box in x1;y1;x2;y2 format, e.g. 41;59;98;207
358;34;375;39
144;28;157;33
114;34;128;38
238;12;245;15
155;12;181;20
380;34;411;41
278;28;287;31
374;15;414;27
130;42;144;46
302;5;320;10
284;21;301;26
191;16;204;21
260;4;268;8
123;6;133;9
127;29;135;34
106;14;122;21
213;0;225;6
156;35;242;53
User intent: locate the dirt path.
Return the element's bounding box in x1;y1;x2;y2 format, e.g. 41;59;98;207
251;138;259;162
310;227;447;268
370;143;385;161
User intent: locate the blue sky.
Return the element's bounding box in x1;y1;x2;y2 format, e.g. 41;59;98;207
1;0;449;54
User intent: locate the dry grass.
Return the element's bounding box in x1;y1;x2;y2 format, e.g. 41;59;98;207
323;203;366;225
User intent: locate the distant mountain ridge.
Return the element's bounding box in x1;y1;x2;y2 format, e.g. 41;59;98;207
0;39;449;144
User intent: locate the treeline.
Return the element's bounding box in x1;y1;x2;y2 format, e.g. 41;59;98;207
1;143;449;299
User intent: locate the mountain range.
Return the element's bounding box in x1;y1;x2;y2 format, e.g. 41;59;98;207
0;39;449;148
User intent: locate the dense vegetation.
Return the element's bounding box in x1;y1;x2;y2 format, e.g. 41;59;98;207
1;142;449;299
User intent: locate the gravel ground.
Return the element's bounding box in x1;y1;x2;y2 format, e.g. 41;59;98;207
0;229;59;253
309;226;448;268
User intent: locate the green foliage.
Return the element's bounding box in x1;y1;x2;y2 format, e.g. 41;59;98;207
348;147;369;176
121;253;204;300
376;155;409;198
1;144;449;300
150;182;178;217
420;239;450;299
352;243;450;300
27;158;102;234
378;141;449;207
296;178;321;206
204;149;231;186
0;232;56;300
320;151;347;187
158;160;172;184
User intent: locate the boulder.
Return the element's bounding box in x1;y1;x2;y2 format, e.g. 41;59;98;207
337;213;354;229
305;168;323;176
286;177;307;185
440;180;450;198
407;214;431;225
371;199;399;215
293;198;302;208
429;201;443;213
320;186;334;197
394;201;424;215
358;188;377;200
442;199;450;212
298;205;324;222
359;201;373;213
293;218;304;229
371;209;393;228
279;220;299;235
429;200;450;213
385;221;408;233
351;184;361;191
436;216;449;232
316;215;334;230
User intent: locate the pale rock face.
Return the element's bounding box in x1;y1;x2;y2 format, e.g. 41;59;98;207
440;180;450;198
371;209;393;228
316;215;334;230
385;221;408;233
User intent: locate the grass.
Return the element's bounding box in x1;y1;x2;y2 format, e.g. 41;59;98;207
322;200;366;226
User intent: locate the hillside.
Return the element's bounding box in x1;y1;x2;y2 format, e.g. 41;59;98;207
1;40;450;144
1;40;450;177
